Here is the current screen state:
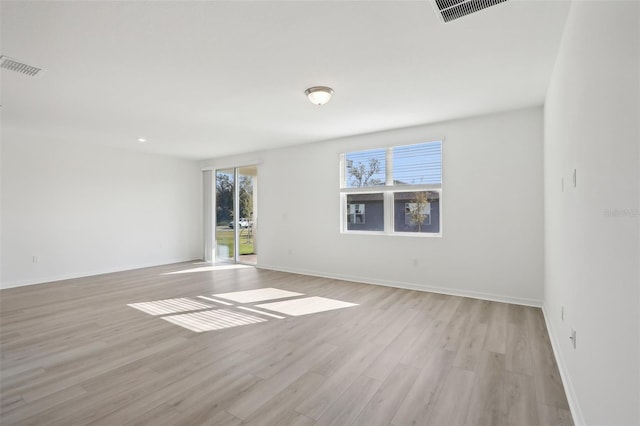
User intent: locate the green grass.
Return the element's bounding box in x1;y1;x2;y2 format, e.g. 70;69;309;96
216;229;255;256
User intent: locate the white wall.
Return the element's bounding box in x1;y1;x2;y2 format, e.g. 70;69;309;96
203;107;544;305
544;1;640;425
1;129;203;288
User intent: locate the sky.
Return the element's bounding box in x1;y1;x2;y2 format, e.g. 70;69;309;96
345;141;442;188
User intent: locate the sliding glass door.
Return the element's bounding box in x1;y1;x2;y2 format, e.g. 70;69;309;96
215;166;257;265
215;168;235;262
237;166;257;264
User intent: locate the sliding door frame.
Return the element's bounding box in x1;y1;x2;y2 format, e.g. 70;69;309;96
208;164;258;265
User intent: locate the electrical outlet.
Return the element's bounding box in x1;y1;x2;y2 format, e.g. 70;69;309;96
32;256;39;263
561;177;564;192
570;328;576;348
561;306;564;321
572;169;577;187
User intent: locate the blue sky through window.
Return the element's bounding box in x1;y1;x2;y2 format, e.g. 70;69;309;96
344;141;442;188
393;141;442;185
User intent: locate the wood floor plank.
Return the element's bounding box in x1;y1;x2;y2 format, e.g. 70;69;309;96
505;372;539;426
87;354;260;426
269;411;317;426
505;322;533;376
225;343;336;420
507;303;528;325
314;374;381;426
465;299;493;330
423;367;476;426
3;336;187;407
400;319;446;369
27;350;252;426
363;325;421;382
484;302;508;354
130;403;185;426
0;384;86;426
537;403;574;426
453;321;489;371
295;340;386;420
464;351;507;426
185;409;243;426
433;294;463;322
243;372;326;426
146;373;261;425
391;349;455;426
162;365;263;414
372;307;420;346
354;363;421;426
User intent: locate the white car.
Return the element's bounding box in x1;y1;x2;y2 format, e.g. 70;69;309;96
229;218;252;229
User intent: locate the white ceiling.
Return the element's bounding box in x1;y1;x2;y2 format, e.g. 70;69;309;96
1;0;570;160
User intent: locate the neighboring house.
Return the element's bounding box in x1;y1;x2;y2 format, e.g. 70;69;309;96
346;191;440;233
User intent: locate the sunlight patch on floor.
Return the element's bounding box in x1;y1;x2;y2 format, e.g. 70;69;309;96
256;296;358;316
197;295;234;305
237;306;286;319
127;298;212;316
128;288;358;333
161;309;266;332
213;288;303;303
163;264;253;275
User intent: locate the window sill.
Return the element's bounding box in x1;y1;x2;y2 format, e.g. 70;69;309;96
340;230;442;238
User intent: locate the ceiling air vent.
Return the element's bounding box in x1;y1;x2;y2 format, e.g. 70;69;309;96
432;0;508;23
0;55;42;77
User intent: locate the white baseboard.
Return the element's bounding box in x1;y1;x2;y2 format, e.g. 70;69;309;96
541;305;585;426
0;258;202;290
257;263;543;307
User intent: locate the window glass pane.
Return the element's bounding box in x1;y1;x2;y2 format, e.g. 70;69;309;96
393;191;440;233
392;141;442;185
215;169;235;261
344;149;386;188
238;166;257;263
346;193;384;231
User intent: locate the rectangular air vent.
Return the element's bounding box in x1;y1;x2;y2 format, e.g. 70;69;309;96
432;0;509;23
0;55;42;76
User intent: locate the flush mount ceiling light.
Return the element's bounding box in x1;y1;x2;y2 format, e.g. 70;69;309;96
305;86;334;106
137;137;147;143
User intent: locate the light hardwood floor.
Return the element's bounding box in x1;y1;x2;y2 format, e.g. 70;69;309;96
0;262;573;425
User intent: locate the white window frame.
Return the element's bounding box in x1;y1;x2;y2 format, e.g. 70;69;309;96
339;140;443;237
